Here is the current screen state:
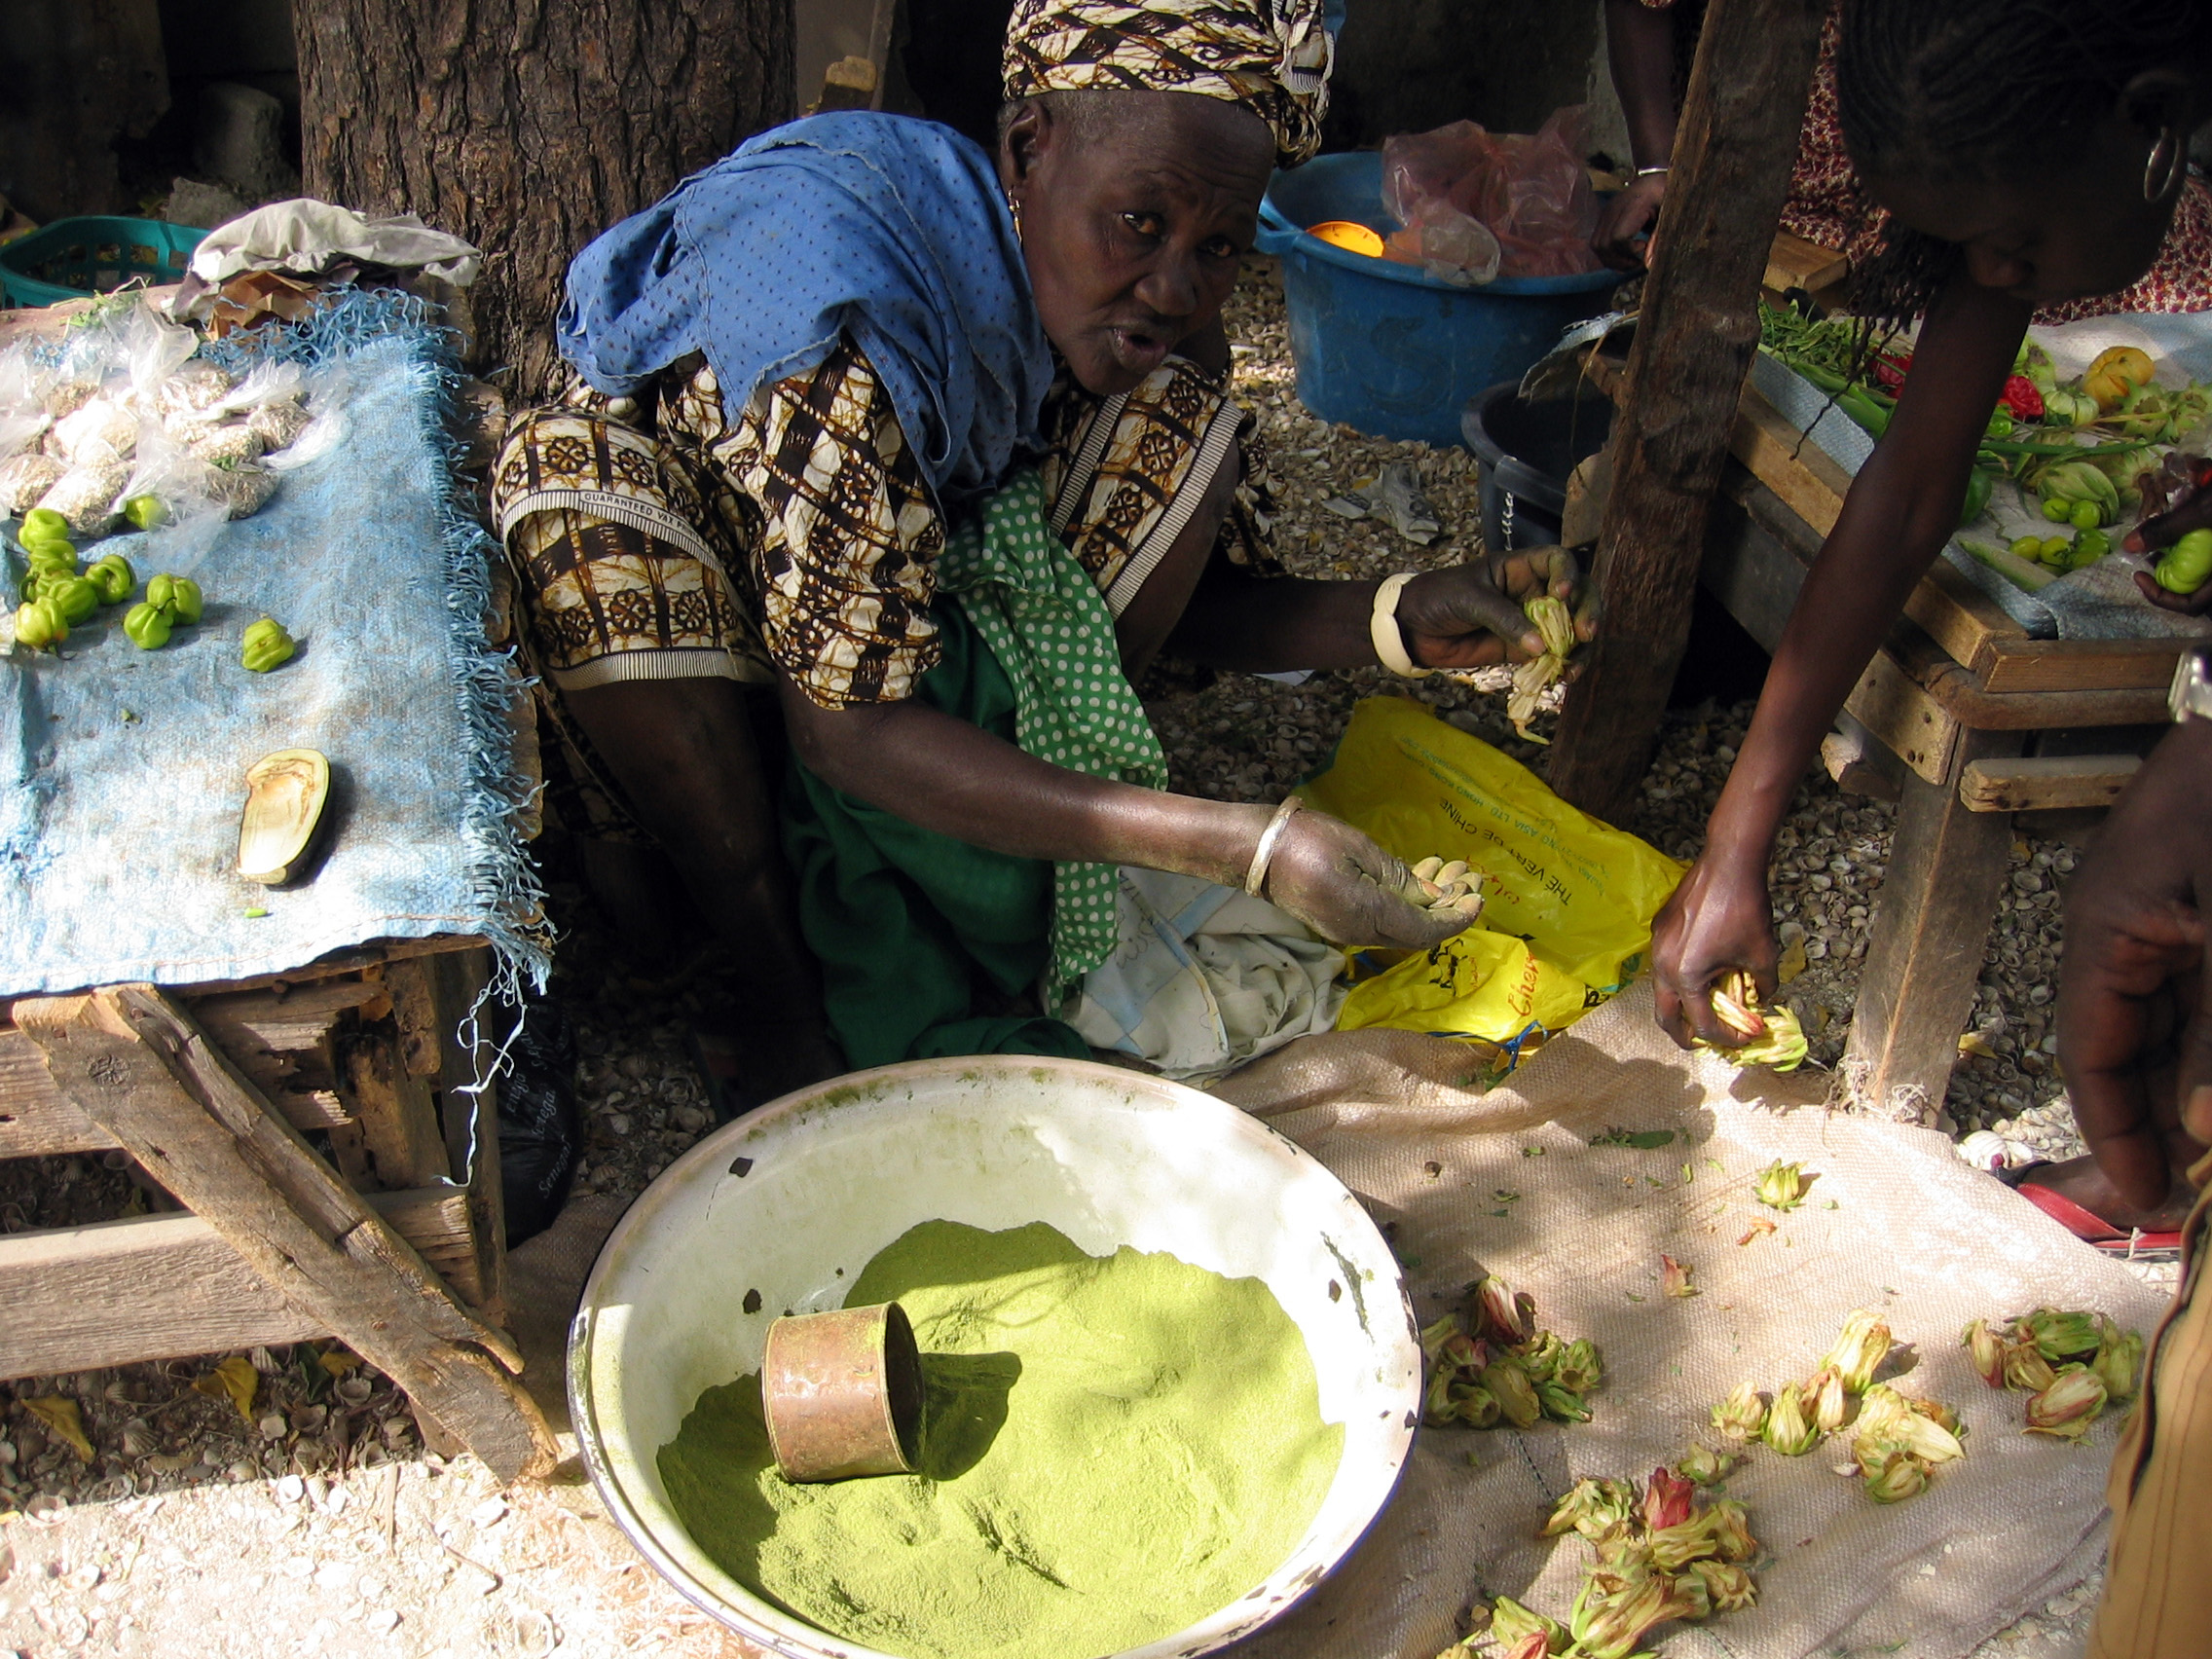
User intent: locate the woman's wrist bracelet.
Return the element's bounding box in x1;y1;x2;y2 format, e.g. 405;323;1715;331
1636;165;1671;178
1244;795;1304;898
1369;572;1432;679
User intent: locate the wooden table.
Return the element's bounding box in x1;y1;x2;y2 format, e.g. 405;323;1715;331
1703;381;2185;1121
0;940;555;1481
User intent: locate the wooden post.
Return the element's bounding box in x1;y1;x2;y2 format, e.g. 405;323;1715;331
1545;0;1828;821
17;985;555;1484
1838;728;2026;1124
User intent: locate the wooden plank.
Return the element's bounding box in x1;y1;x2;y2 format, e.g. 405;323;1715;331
1548;0;1829;819
1844;647;1960;786
1959;754;2141;813
342;1028;451;1191
1840;728;2026;1123
0;1213;323;1380
14;987;553;1482
1764;229;1849;296
1903;557;2025;672
0;1185;479;1380
1970;634;2192;694
0;1028;120;1157
1728;387;1850;536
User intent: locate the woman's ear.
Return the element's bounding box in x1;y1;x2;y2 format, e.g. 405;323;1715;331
998;98;1051;196
2119;67;2203;145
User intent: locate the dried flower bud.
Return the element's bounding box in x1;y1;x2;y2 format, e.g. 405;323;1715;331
1711;972;1766;1040
2093;1327;2143;1403
1543;1477;1638;1540
2020;1309;2104;1363
2025;1369;2109;1439
1862;1448;1929;1503
1554;1338;1604;1395
1963;1318;2008;1389
1753;1160;1809;1212
1802;1368;1846;1435
1516;1330;1564;1382
1538;1382;1592;1423
1490;1595;1565;1653
1424;1368;1459;1425
1482;1357;1543;1430
1824;1309;1894;1394
1499;1635;1552;1659
1673;1565;1714;1621
1674;1444;1736;1486
1855;1382;1910;1439
1661;1255;1697;1299
1710;1382;1766;1443
1762;1382;1820;1456
2004;1341;2059;1394
1419;1315;1463;1362
1642;1465;1697;1531
1891;1410;1967;1466
1453;1382;1501;1430
1439;1331;1488;1374
1684;1559;1757;1613
1569;1566;1701;1659
1473;1274;1534;1345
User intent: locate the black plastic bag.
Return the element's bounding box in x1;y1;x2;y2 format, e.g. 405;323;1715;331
496;990;578;1247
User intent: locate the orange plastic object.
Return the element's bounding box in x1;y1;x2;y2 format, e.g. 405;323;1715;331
1307;220;1384;257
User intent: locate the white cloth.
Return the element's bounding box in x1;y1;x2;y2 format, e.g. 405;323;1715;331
1066;866;1346;1083
177;198;482;296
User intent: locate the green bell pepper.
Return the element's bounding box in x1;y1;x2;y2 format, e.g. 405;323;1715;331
47;575;98;625
122;601;174;650
14;597;66;648
18;508;69;544
146;573;203;624
240;616;295;672
122;495;166;531
2156;528;2212;595
87;552;133;606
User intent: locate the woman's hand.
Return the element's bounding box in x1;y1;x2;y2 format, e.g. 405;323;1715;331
1650;852;1781;1049
1259;809;1471;949
1593;172;1667;274
1397;546;1597;672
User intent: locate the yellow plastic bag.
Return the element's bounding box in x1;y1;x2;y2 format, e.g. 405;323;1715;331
1303;697;1684;1053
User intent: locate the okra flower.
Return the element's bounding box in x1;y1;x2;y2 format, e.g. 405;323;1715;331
1823;1310;1894;1394
2024;1369;2108;1439
1542;1477;1637;1540
1710;1382;1766;1443
1963;1318;2008;1389
2093;1327;2143;1403
1762;1382;1819;1455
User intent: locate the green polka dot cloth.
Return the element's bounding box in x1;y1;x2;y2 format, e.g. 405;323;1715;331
937;465;1168;999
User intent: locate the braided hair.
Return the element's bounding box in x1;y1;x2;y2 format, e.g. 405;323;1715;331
1836;0;2212;326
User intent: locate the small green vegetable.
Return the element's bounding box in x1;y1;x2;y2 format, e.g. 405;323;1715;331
122;601;174;649
2156;528;2212;595
2041;536;2073;563
1960;537;2057;593
86;552;133;606
145;573;203;624
123;494;166;531
2071;529;2111;569
240;616;296;672
18;508;69;543
242;906;269;919
2042;497;2073;523
1958;466;1994;528
47;575;98;625
2010;535;2045;560
2070;498;2102;531
15;597;66;648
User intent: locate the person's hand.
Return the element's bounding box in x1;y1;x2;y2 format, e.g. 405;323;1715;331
2124;453;2212;614
1258;808;1472;949
2054;717;2212;1210
1592;172;1667;274
1650;852;1781;1049
1396;547;1598;672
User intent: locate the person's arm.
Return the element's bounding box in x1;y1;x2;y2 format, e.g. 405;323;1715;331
780;684;1465;949
1652;270;2031;1046
2054;713;2212;1209
1164;546;1596;673
1594;0;1682;272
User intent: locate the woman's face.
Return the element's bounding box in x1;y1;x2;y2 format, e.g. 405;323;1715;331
1001;92;1275;395
1863;103;2190;309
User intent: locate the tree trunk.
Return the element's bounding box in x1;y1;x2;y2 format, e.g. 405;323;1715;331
1542;0;1824;822
295;0;793;397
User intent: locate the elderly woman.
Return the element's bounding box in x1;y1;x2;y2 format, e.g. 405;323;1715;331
493;0;1589;1093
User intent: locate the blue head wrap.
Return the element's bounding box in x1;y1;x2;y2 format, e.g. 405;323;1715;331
556;113;1053;508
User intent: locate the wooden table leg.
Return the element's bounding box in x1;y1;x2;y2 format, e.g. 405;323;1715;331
1839;729;2025;1124
17;985;556;1483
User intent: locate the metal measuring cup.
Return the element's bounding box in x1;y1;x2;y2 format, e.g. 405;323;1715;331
761;1301;923;1482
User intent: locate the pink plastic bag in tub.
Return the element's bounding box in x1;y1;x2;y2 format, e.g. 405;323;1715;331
1382;107;1602;281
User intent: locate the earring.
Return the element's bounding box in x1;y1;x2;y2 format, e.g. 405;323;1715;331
2145;129;2184;202
1008;193;1025;241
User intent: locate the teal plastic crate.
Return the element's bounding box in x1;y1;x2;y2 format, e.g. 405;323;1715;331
0;217;206;309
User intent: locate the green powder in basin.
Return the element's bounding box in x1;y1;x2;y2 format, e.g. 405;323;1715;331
657;1220;1344;1659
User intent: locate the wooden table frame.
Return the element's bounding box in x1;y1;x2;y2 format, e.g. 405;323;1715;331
1704;386;2181;1120
1;940;555;1482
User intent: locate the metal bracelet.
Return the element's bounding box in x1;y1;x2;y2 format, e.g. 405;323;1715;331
1244;795;1304;898
1636;165;1671;178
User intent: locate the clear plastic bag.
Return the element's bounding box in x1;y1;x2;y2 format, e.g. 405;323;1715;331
1382;106;1603;281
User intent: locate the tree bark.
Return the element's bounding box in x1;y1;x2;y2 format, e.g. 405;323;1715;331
295;0;793;397
1543;0;1825;821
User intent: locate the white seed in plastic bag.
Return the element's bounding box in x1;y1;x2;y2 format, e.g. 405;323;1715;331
34;456;129;535
246;396;312;451
156;361;236;422
186;423;266;467
0;452;65;517
52;397;138;463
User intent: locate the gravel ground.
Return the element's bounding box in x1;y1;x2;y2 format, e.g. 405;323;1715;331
0;258;2128;1657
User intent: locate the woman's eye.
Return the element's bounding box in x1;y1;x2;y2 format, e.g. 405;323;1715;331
1122;212;1164;239
1201;237;1238;260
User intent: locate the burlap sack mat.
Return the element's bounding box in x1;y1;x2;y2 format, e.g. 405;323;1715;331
1210;981;2165;1659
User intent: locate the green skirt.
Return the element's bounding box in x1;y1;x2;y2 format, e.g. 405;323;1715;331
781;601;1090;1069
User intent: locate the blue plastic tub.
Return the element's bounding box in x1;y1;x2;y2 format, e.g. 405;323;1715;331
1255;152;1618;447
0;216;205;308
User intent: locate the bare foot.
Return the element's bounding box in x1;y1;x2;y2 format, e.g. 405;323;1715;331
2017;1155;2195;1234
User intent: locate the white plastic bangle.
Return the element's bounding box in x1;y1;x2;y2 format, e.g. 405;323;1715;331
1369;571;1432;679
1244;795;1304;898
1636;165;1671;178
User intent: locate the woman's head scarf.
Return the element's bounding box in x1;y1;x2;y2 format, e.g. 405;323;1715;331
1003;0;1334;167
